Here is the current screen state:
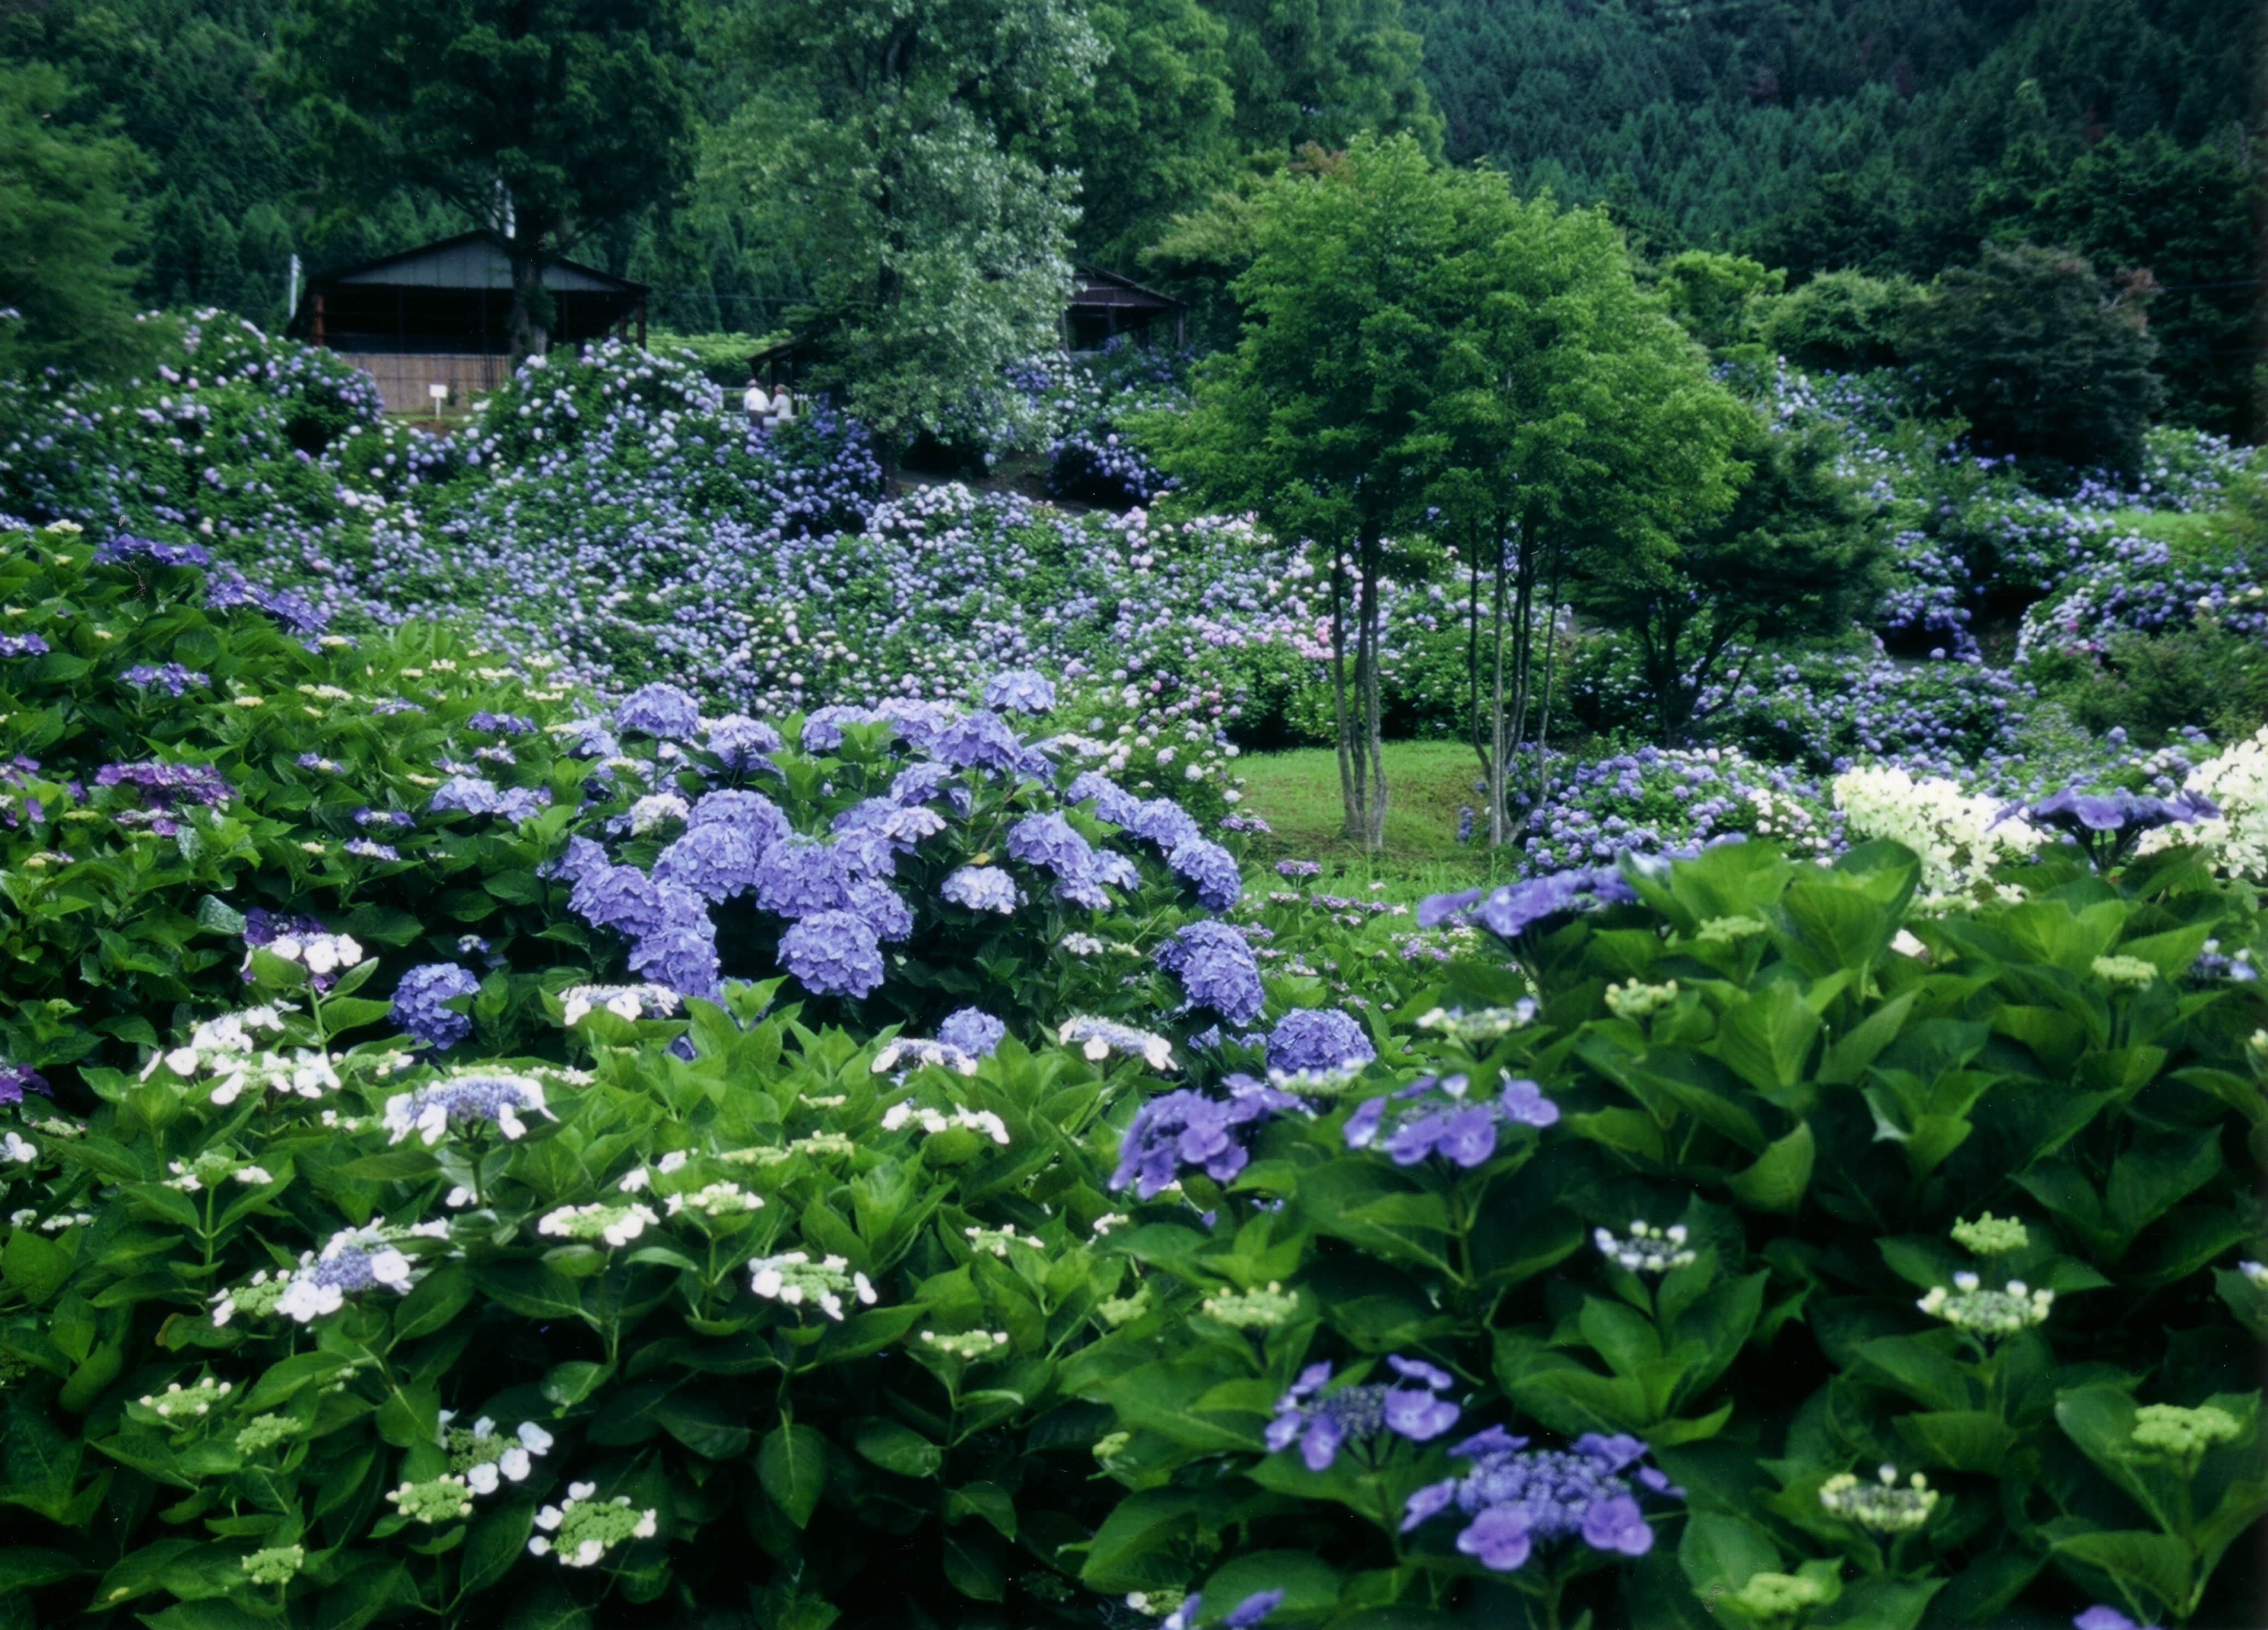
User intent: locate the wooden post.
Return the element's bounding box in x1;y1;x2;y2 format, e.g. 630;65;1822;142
636;297;646;349
311;292;325;348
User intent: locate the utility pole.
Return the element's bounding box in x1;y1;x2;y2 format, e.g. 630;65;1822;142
286;253;300;321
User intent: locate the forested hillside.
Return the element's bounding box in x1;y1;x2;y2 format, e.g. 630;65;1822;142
1410;0;2256;427
2;0;2253;424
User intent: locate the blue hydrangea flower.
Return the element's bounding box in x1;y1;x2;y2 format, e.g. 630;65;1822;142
876;697;958;752
1401;1428;1679;1571
705;714;783;770
570;864;673;938
754;837;852;919
1091;850;1141;889
1111;1075;1301;1197
654;823;762;901
629;915;722;999
1067;771;1143;826
1156;921;1265;1026
1345;1074;1558;1168
1168;837;1241;910
1007;811;1097;880
938;1008;1006;1057
801;705;877;752
690;789;790;852
891;761;958;806
933;709;1027;774
614;683;703;739
1131;797;1202;851
843;877;913;942
2016;786;2218;870
1421;866;1637;940
941;865;1022;914
1266;1008;1374;1074
390;963;480;1050
982;669;1056;715
429;776;547;821
1265;1355;1460;1471
779;910;884;999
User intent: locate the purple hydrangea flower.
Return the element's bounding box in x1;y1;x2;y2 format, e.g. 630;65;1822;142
96;533;211;567
2017;786;2218;870
1265;1009;1375;1074
1402;1427;1679;1570
1008;811;1097;881
754;837;853;919
689;788;790;849
466;710;535;735
1382;1355;1462;1441
1346;1073;1555;1167
614;683;703;738
629;914;722;999
2074;1610;2159;1630
0;1063;51;1105
1156;920;1265;1026
655;822;763;901
1421;866;1636;941
389;963;480;1050
941;864;1022;914
1067;771;1142;826
0;633;51;657
123;663;207;695
779;910;884;999
428;776;546;822
705;714;784;769
938;1008;1006;1057
891;761;958;806
1168;837;1241;910
932;709;1026;774
801;704;877;752
981;669;1056;715
1223;1590;1283;1628
1111;1076;1301;1198
1130;797;1202;851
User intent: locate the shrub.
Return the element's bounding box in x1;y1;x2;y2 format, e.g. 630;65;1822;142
1762;269;1922;374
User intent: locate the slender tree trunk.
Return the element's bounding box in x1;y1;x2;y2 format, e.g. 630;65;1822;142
1532;535;1566;826
1358;526;1387;849
1329;541;1361;841
507;236;551;368
1485;516;1511;847
1466;522;1489;797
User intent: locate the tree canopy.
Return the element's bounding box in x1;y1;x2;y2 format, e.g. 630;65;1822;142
277;0;690;359
0;62;146;375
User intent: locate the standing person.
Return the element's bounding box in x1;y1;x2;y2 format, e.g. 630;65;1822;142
743;374;772;431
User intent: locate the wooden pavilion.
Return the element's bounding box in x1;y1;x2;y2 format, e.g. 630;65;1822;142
286;233;650;412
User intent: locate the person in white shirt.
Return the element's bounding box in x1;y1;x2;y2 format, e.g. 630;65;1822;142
742;376;772;430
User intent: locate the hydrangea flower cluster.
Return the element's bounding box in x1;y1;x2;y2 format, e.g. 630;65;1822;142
528;1482;659;1568
389;962;481;1050
380;1071;547;1145
1264;1008;1375;1074
1593;1221;1698;1275
1401;1429;1680;1570
747;1251;877;1320
1950;1212;2029;1256
1344;1073;1559;1168
1421;865;1638;944
1917;1272;2053;1339
1267;1356;1461;1470
1060;1016;1176;1070
537;1201;657;1248
275;1226;418;1321
1819;1465;1940;1533
439;1414;554;1495
1112;1074;1306;1197
1156;920;1265;1025
2016;786;2217;871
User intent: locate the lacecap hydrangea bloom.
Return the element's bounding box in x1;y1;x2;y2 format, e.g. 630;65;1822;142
1402;1429;1680;1570
1268;1356;1461;1470
1112;1074;1304;1197
1345;1073;1558;1167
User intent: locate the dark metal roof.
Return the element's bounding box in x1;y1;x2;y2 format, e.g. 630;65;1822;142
1070;264;1185;311
300;232;647;297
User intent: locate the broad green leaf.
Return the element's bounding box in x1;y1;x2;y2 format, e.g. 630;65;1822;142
757;1423;828;1528
853;1418;944;1479
1726;1121;1814;1213
2051;1530;2191;1619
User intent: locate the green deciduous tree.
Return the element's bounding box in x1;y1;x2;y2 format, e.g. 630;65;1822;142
277;0;690;362
1149;135;1463;846
1904;240;2165;475
1582;417;1889;745
1420;200;1746;843
0;62;146;376
706;0;1098;461
1065;0;1239;270
1658;249;1783;361
1762;268;1923;374
1212;0;1440;158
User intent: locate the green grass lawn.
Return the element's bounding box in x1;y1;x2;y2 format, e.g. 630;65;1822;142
1231;739;1514;891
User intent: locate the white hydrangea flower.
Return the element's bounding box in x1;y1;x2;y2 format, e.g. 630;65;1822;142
1832;765;2043;906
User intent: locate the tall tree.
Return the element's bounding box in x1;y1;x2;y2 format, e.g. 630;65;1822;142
1420;195;1745;843
277;0;690;362
1904;240;2164;473
1150;135;1469;845
1211;0;1442;158
1063;0;1239;270
0;62;146;375
705;0;1098;460
1582;417;1889;745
